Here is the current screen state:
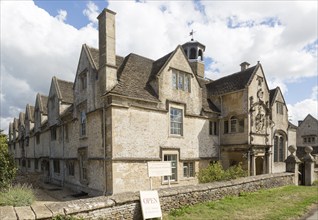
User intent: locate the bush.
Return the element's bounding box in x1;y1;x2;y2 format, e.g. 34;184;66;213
0;184;35;206
0;132;17;189
197;162;247;183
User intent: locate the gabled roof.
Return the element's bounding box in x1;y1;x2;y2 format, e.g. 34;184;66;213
25;104;35;123
269;87;286;106
19;112;25;126
54;77;74;104
85;44;124;70
36;93;48;115
110;53;159;102
13;118;18;130
299;114;318;127
149;51;173;81
269;88;277;105
288;121;297;130
197;78;220;113
207;64;258;96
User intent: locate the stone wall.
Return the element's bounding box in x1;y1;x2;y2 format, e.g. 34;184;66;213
0;173;294;220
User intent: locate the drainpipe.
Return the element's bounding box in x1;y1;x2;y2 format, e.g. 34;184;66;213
62;121;65;187
102;102;107;195
218;96;223;161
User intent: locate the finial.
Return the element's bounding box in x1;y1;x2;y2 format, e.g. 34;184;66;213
189;29;195;41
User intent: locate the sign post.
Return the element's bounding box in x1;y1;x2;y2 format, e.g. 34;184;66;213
147;161;172;190
140;190;162;220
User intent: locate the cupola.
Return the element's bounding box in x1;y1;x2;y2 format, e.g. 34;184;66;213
182;39;206;78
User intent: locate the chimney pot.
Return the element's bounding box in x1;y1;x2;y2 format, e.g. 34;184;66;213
240;62;250;71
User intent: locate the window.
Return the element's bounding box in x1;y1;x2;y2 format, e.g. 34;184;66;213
303;135;317;144
189;48;196;59
230;117;238;133
164;154;177;181
183;162;194;177
80;73;87;90
79;149;88;182
53;160;60;173
51;127;57;141
276;102;284;115
67;161;75;176
27;160;31;168
274;134;285;162
36;133;40;144
171;70;191;92
225;117;244;133
209;121;218;135
170;108;183;135
80;111;86;136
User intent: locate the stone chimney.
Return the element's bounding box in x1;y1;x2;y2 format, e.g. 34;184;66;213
240;62;250;71
97;9;117;94
298;120;303;126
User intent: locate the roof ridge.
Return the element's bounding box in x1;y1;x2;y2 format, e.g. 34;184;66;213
210;64;258;84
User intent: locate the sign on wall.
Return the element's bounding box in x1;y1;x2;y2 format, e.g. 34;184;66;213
140;190;162;220
147;161;172;177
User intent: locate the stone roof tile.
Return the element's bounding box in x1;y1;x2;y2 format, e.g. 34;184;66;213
111;53;159;102
207;65;258;96
197;78;220;113
56;78;74;104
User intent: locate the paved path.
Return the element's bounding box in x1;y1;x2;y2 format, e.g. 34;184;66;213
306;209;318;220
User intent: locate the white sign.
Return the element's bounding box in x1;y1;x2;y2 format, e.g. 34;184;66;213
140;190;162;220
148;161;172;177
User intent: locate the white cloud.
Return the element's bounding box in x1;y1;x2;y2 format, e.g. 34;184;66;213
287;86;318;125
83;1;99;25
56;9;67;22
0;1;98;132
0;0;317;132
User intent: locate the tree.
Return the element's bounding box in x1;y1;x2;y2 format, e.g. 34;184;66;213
0;129;17;189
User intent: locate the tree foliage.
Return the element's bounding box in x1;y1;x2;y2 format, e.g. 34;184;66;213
197;161;247;183
0;130;17;189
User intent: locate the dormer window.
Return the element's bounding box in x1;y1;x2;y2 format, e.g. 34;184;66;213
80;111;87;136
80;72;87;90
276;102;284;115
172;69;191;92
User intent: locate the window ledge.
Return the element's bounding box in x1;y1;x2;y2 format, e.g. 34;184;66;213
80;136;88;140
169;134;184;139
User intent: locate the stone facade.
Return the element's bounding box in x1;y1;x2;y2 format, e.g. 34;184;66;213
7;8;295;196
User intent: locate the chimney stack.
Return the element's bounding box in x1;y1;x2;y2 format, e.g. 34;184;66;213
97;9;117;94
240;62;250;71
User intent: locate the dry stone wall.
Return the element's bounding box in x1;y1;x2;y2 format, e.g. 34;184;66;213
0;173;294;220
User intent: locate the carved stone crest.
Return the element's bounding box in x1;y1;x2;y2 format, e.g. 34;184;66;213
255;106;265;133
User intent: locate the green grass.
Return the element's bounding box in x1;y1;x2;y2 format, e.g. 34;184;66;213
0;184;35;206
165;185;318;220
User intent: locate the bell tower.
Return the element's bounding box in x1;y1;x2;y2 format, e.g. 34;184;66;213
182;36;206;78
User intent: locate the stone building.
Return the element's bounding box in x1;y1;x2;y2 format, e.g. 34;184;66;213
296;114;318;164
8;8;295;195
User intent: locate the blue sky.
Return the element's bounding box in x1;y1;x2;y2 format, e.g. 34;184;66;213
34;0;108;29
0;0;317;132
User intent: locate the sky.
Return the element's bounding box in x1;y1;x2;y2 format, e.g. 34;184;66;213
0;0;317;133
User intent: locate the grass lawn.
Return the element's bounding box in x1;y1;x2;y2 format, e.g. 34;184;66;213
0;184;35;206
165;185;318;220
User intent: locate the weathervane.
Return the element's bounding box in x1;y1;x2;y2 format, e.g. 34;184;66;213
189;29;195;41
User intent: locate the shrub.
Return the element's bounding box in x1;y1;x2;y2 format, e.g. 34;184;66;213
0;184;35;206
197;162;247;183
0;132;17;189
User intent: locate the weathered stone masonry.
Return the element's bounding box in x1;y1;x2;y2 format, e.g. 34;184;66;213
0;173;294;220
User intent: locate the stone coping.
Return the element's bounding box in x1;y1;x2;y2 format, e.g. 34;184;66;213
0;173;294;220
